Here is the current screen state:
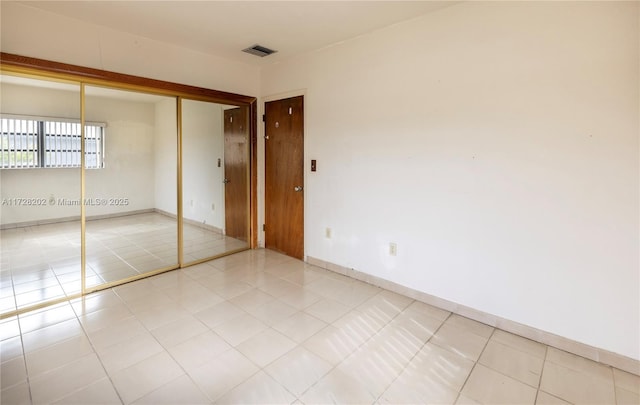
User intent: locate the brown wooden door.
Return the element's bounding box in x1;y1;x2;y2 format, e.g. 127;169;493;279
265;96;304;259
224;107;248;242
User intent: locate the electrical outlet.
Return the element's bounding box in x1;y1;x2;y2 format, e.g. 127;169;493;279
325;228;332;239
211;203;215;211
389;243;397;256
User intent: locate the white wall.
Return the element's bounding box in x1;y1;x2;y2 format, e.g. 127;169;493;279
182;99;225;229
84;94;156;218
0;1;260;98
261;2;639;360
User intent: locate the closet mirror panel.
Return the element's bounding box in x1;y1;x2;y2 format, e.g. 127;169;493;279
181;99;249;264
84;85;178;288
0;74;82;312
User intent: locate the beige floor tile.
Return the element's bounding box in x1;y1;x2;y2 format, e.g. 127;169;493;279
18;302;76;334
30;353;106;404
455;393;482;404
539;360;616;404
300;367;377;404
276;288;323;310
546;347;613;381
535;391;571;404
70;290;125;317
216;371;296;404
134;305;191;331
0;318;21;341
257;277;301;297
209;280;254;300
212;313;268;346
78;304;133;333
1;336;23;363
132;375;209;404
384;308;445;346
491;329;546;359
167;331;231;372
244;299;298;326
446;314;494;338
86;316;147;350
462;364;537;404
337;341;407;397
479;340;544;387
613;368;640;394
52;377;122;404
110;351;184;404
431;322;490;361
228;289;275;312
304;276;351;300
189;348;259;401
22;318;85;353
149;315;208;348
304;298;352;324
1;382;31;405
330;282;381;308
236;328;297;367
272;311;328;343
265;346;333;397
1;355;27;390
381;372;459;404
25;334;94;377
96;332;164;373
302;324;364;366
331;310;385;343
193;301;245;329
281;268;324;286
406;343;475;392
616;386;640;405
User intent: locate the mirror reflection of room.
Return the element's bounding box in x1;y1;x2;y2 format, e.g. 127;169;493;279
0;75;251;317
0;74;82;313
84;85;179;289
181;99;249;264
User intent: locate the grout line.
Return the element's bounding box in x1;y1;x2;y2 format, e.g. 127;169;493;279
453;325;497;404
534;344;550;404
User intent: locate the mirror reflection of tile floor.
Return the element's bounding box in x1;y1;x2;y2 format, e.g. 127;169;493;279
0;213;247;313
1;248;636;404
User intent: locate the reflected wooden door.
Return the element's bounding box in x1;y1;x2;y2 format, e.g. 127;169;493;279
224;107;248;241
265;96;304;259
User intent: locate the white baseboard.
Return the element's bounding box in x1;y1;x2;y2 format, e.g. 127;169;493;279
306;255;640;376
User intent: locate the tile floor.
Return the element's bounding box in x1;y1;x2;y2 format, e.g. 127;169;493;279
0;213;247;314
1;249;639;404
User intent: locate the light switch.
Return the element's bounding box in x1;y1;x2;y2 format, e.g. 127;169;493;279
311;159;317;172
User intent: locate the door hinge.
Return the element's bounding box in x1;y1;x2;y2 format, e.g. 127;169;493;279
262;224;266;231
262;114;266;122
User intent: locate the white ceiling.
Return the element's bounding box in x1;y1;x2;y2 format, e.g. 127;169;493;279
17;1;457;66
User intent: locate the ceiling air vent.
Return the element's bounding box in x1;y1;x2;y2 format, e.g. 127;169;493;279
242;44;278;57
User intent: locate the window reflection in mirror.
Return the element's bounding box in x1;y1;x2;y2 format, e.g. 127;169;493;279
84;85;178;288
0;74;82;311
181;99;249;264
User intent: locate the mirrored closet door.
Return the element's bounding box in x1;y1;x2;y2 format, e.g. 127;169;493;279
0;74;82;312
181;99;249;264
84;85;179;289
1;65;254;318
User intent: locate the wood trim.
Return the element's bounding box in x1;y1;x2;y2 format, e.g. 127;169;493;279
250;99;258;248
0;52;255;105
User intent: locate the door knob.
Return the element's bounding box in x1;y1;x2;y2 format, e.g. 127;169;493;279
294;186;303;192
223;178;230;184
